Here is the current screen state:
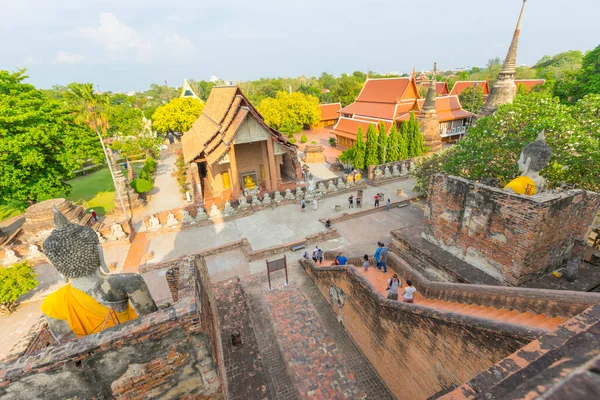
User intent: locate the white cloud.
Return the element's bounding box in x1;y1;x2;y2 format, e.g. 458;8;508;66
79;12;196;63
52;50;86;64
81;12;152;61
24;55;41;65
162;34;196;60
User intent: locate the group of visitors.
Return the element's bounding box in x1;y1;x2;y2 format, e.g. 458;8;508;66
300;198;319;212
362;242;416;303
386;275;416;303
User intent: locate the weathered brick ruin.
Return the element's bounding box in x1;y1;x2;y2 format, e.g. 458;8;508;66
0;256;226;399
423;175;600;285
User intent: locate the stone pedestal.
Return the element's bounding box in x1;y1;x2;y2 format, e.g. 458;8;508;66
423;174;600;285
303;144;326;164
21;198;91;243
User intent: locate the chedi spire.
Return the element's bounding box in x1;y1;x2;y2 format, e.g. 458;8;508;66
479;0;527;117
419;62;441;153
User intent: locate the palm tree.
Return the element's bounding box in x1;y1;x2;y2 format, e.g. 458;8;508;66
65;83;129;218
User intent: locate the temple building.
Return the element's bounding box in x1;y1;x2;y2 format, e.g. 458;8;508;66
515;79;545;91
449;80;490;97
418;80;450;96
480;0;527;117
180;79;200;100
182;86;302;204
313;102;341;128
331;75;472;149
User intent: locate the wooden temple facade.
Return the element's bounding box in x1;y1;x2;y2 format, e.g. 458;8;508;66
182;86;302;205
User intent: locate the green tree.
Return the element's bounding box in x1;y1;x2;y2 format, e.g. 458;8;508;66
407;112;425;157
353;126;366;169
151;97;204;135
365;123;379;167
0;71;101;205
258;91;320;133
387;124;400;162
459;86;485;113
0;262;38;314
571;44;600;100
413;91;600;194
377;122;388;164
332;73;365;106
398;122;409;160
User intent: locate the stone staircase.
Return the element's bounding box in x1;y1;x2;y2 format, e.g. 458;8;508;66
417;298;566;331
321;258;569;333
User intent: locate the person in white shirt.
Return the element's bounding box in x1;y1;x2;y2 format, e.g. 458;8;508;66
403;279;416;303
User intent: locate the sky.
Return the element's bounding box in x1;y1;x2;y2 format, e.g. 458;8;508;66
1;0;598;92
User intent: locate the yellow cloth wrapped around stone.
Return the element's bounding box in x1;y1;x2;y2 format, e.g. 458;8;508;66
503;176;537;195
41;284;137;337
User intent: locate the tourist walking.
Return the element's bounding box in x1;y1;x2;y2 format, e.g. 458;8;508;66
313;198;318;211
317;247;324;264
363;254;370;272
301;199;306;212
402;280;416;303
348;195;354;208
312;246;319;262
356;196;361;208
386;274;401;300
374;242;382;270
385;199;391;211
90;209;98;221
302;250;309;259
374;194;380;207
335;252;348;266
379;242;389;273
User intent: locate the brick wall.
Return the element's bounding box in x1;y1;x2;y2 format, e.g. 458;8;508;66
423;175;600;285
0;257;225;400
300;259;533;400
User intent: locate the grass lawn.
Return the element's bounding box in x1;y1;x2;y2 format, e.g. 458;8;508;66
0;163;146;221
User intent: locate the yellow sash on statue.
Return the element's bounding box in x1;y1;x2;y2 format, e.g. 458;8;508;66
503;176;537;195
41;284;137;337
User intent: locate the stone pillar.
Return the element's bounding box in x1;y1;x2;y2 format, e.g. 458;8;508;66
228;145;241;198
266;138;278;191
420;113;442;153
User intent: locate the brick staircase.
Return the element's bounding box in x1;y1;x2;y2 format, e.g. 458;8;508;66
417;298;566;331
321;259;567;332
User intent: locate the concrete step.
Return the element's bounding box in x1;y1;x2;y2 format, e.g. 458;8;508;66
506;311;536;325
537;316;567;330
525;314;551;328
495;309;521;322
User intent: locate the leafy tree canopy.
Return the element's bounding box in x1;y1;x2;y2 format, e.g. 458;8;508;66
151;97;204;134
258;91;321;133
413;90;600;194
0;70;102;205
459;86;486;113
0;261;38;314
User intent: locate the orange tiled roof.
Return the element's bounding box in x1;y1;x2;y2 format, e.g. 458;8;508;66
339;102;397;120
356;78;412;103
514;79;545;91
330;117;392;140
319;103;341;121
418;81;450;96
449;81;490;96
416;95;472;122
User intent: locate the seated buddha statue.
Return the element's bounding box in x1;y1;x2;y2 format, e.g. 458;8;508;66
504;131;552;196
41;207;157;340
244;174;256;190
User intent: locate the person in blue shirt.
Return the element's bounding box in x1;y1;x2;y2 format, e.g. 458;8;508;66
335;252;348;266
374;242;382;270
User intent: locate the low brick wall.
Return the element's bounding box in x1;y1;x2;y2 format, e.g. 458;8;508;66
440;304;600;399
299;259;535;400
424;175;600;285
0;257;225;400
